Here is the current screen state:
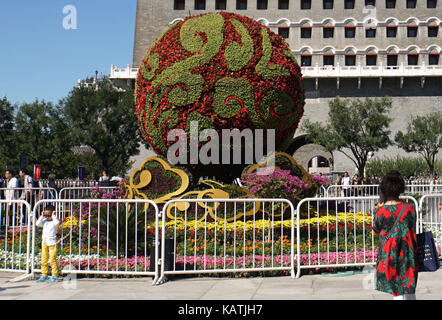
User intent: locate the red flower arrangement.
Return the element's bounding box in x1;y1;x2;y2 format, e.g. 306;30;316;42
135;12;305;178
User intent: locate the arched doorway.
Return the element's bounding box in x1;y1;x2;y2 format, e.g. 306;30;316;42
308;155;331;174
287;135;334;174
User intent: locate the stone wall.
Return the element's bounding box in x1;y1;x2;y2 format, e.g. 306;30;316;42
294;76;442;175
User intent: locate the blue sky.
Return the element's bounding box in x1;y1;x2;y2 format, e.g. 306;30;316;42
0;0;137;105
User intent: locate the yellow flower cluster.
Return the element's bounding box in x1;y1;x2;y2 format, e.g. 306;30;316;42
60;216;87;230
148;212;373;231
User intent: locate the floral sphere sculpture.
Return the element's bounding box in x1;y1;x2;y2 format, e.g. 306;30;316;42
135;12;305;180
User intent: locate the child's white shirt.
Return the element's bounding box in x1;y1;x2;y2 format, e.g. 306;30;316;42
36;215;60;246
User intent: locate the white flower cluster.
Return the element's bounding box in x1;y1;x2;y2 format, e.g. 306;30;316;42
0;249;28;270
423;225;442;249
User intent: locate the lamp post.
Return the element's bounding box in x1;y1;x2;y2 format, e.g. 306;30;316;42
78;166;85;181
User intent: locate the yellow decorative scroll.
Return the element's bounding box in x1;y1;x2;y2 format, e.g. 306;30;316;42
126;156;190;204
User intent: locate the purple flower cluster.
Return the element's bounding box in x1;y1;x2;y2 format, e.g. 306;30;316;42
58;256;151;272
172;249;377;270
310;174;330;187
73;183;128;220
241;169;310;202
90;184;126;200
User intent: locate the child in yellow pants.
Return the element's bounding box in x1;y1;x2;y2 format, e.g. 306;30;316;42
35;204;60;282
41;241;58;279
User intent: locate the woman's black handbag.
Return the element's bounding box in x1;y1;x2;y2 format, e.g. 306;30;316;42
416;231;440;272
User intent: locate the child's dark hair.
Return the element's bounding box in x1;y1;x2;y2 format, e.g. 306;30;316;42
44;204;56;212
379;171;405;202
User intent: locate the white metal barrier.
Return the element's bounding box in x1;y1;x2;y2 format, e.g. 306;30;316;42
30;199;160;283
326;184;442;198
156;198;296;284
52;179;98;188
317;186;327;198
326;184;379;197
406;184;442;195
294;195;420;278
0;200;32;273
58;187;118;200
0;188;58;225
419;194;442;258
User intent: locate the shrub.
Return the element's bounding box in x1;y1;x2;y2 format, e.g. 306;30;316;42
241;168;310;204
366;156;442;178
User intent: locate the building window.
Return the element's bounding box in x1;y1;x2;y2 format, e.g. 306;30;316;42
366;28;377;37
407;26;418;37
365;0;376;6
429;54;440;65
323;0;334;9
345;55;356;66
387;54;398;66
407;0;417;8
387;26;397;37
345;27;356;38
195;0;205;10
215;0;226;9
408;54;419;65
323;27;334;38
345;0;355;9
257;0;268;9
324;55;335;66
428;26;439;37
237;0;247;9
428;0;437;8
301;0;312;9
278;27;289;39
386;0;396;8
366;55;377;66
279;0;289;9
174;0;185;10
301;27;312;38
301;55;312;66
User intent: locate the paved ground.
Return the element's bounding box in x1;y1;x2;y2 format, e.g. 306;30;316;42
0;269;440;300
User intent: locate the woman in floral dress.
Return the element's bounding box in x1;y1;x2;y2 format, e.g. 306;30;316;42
373;172;418;300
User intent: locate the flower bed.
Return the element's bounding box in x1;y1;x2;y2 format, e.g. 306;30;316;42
1;250;377;276
152;212;373;232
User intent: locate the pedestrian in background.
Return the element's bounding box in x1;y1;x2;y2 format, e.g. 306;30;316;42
341;171;351;197
98;170;110;186
18;169;33;223
4;169;18;204
352;174;362;196
4;170;19;226
373;172;418;300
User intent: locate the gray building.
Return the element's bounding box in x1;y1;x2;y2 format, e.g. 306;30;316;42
110;0;442;177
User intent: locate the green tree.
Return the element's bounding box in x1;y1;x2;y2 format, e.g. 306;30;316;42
14;100;78;178
0;97;17;171
62;78;140;177
395;112;442;175
301;96;393;178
